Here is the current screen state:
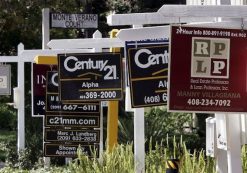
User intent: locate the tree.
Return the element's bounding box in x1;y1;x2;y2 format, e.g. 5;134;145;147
106;0;186;13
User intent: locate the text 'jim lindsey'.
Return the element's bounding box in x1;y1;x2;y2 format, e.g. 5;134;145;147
63;56;118;80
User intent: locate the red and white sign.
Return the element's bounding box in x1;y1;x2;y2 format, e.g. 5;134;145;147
169;26;247;113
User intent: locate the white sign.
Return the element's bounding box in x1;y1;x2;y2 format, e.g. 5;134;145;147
0;65;11;95
50;13;98;29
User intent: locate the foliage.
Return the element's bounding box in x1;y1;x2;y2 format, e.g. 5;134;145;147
3;136;43;170
106;0;140;13
146;108;207;151
106;0;186;14
0;131;16;162
118;107;205;151
0;104;17;131
3;142;247;173
0;139;219;173
242;145;247;173
117;100;134;144
69;144;135;173
3;144;42;170
145;107;193;140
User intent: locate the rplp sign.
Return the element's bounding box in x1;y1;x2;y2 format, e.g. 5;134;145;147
169;25;247;113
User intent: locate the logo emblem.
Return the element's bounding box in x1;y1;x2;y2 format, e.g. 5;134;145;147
191;37;230;78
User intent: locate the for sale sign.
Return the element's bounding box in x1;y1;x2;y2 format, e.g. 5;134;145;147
58;53;123;101
169;25;247;113
126;40;168;107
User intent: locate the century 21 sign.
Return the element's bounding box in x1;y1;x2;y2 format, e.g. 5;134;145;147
126;40;168;108
58;53;123;102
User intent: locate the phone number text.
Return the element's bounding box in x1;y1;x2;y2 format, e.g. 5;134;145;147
187;98;231;106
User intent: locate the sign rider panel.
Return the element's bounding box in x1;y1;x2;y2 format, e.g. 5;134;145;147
45;114;100;128
44;128;100;143
44;143;99;157
46;71;100;113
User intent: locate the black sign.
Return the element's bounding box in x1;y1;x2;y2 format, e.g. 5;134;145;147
58;53;123;101
44;143;99;157
32;64;57;116
45;114;100;128
126;40;169;107
44;128;100;143
46;71;100;113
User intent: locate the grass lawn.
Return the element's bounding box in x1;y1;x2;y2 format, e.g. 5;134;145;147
0;130;16;162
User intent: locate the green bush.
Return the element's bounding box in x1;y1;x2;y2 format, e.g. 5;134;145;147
242;144;247;173
118;107;206;151
0;104;17;131
144;107;205;151
0;130;16;162
3;142;247;172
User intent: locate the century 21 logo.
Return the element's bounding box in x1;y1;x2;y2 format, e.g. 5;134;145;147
191;37;230;78
63;56;117;80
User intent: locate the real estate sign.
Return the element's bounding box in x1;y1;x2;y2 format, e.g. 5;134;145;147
32;64;57;116
126;40;168;107
58;53;123;101
169;25;247;113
